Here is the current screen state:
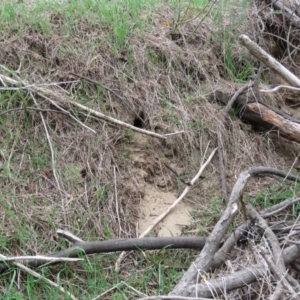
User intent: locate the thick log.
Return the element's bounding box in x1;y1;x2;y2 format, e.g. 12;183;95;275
244;102;300;142
215;90;300;143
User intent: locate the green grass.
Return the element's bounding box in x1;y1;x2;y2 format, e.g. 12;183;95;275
246;181;300;217
1;249;195;299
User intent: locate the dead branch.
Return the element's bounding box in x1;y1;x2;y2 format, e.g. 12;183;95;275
69;72;146;127
261;196;300;218
239;34;300;87
246;204;286;274
171;243;300;298
270;0;300;28
170;167;300;297
260;247;300;300
2;258;78;300
0;70;182;140
217;133;227;201
0;236;207;273
216;89;300;143
260;85;300;93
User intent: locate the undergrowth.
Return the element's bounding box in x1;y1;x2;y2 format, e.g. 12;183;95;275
1;0;299;299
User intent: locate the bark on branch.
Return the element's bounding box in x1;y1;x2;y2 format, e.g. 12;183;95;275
170;167;300;297
0;236;206;273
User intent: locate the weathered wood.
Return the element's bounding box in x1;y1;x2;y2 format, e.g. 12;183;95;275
215;90;300;143
246;102;300;142
171;243;300;298
170;167;300;297
239;35;300;87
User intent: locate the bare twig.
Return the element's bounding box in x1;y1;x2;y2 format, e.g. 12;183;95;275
0;254;82;262
57;229;84;243
0;256;78;300
0;80;79;91
246;204;286;274
0;71;182;139
113;166;122;237
260;247;300;300
67;99;172;139
239;34;300;87
171;243;300;297
115;145;217;272
261;197;300;218
29;91;62;192
69;72;145;126
170;167;300;297
140;146;217;237
217;133;227;201
92;281;147;300
260;85;300;93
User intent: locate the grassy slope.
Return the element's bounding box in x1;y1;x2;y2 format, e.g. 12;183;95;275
0;0;300;299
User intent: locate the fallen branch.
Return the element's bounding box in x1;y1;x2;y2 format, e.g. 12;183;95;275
0;70;183;140
69;72;146;127
0;236;207;273
172;243;300;298
270;0;300;28
67;99;171;139
246;204;286;274
260;247;300;300
170;167;300;297
260;85;300;93
215;89;300;143
0;255;78;300
0;255;82;262
239;34;300;87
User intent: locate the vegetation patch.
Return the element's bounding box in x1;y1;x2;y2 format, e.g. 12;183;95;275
1;0;300;299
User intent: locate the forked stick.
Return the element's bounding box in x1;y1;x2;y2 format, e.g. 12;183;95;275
115;145;217;272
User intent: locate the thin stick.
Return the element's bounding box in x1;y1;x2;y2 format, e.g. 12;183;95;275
68;99;169;139
260;85;300;93
57;229;84;243
114;166;121;238
141;146;216;234
0;254;82;262
41;96;96;134
69;72;145;126
260;247;300;300
239;34;300;87
217;133;227;202
29;91;61;192
0;80;79;91
0;72;182;139
115;145;217;272
1;257;78;300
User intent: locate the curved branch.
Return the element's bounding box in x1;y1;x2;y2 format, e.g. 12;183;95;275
170;167;300;297
179;244;300;298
